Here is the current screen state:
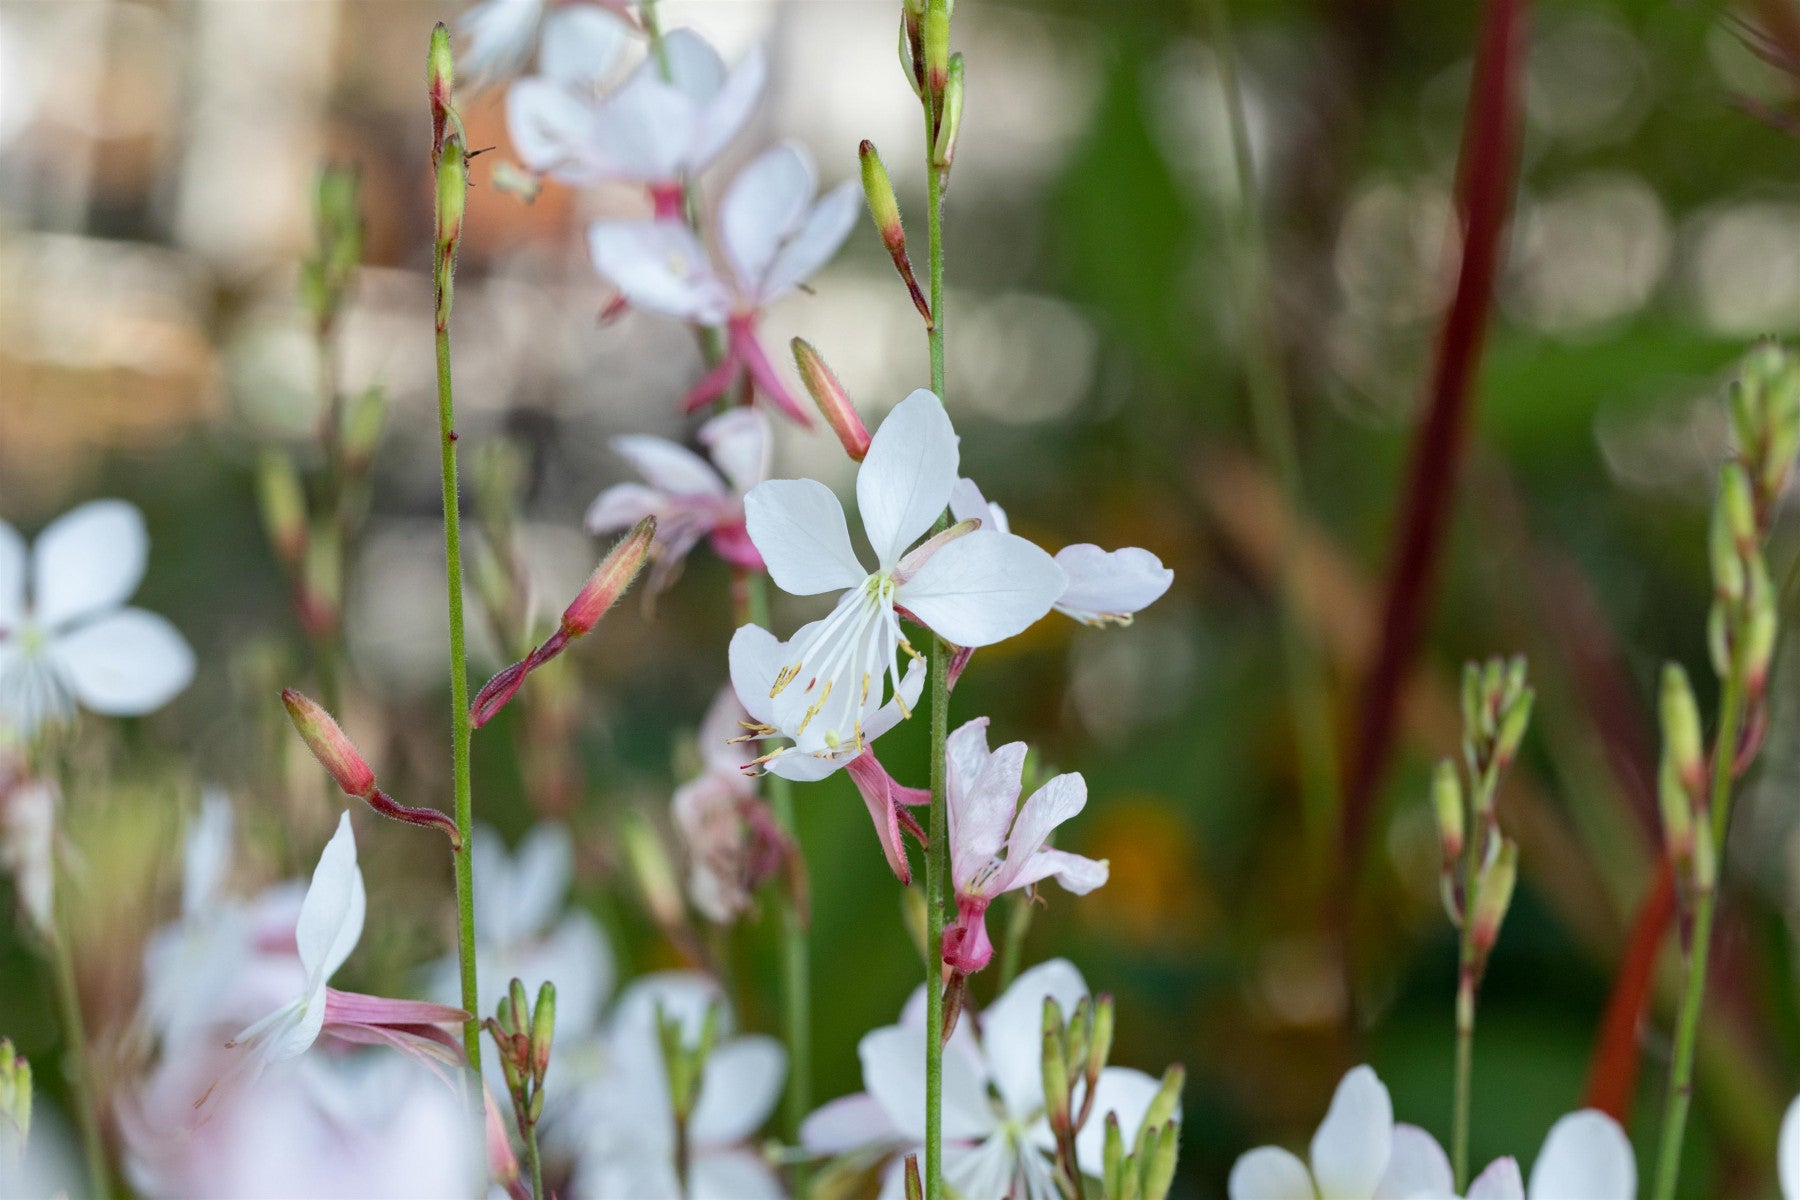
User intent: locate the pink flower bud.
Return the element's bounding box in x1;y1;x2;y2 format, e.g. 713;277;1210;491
282;689;375;799
792;339;871;461
428;23;455;160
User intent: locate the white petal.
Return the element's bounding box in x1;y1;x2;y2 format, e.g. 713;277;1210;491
898;529;1065;648
505;77;604;183
728;623;786;726
766;749;845;783
721;142;815;298
538;4;630;87
859;1022;995;1143
990;772;1086;894
860;657;927;743
691;1035;785;1144
1309;1065;1393;1200
1467;1156;1525;1200
611;971;727;1043
1783;1094;1800;1200
1526;1110;1635;1200
983;958;1089;1121
744;479;866;595
1075;1068;1171;1176
458;0;542;84
508;823;574;937
1229;1146;1317;1200
950;738;1025;890
1052;544;1173;624
763;180;861;301
588;220;731;324
0;520;24;630
687;43;766;171
699;407;770;496
949;477;1010;534
33;499;147;629
51;608;194;716
591;71;694;182
1006;847;1110;897
612;434;727;497
182;790;234;916
295;813;366;992
800;1093;899;1155
858;390;959;568
689;1150;785;1200
586;482;662;535
1377;1125;1454;1199
661;28;725;100
944;716;993;813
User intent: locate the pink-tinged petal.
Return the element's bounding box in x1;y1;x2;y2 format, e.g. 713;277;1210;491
948;478;1008;534
687;42;767;171
735;320;815;427
611;434;727;498
729;623;786;726
988;772;1087;894
859;1023;997;1143
458;0;542;85
586;482;662;535
709;522;764;572
721;143;815;298
588;220;731;324
847;750;918;884
505;78;604;182
681;346;747;414
1002;847;1109;901
33;499;147;629
1052;544;1174;625
1379;1124;1455;1199
323;988;469;1027
295;813;366;993
1229;1146;1316;1200
0;520;24;629
940;895;994;974
983;958;1089;1120
1526;1110;1634;1200
323;1020;464;1078
897;530;1065;648
1783;1095;1800;1200
949;737;1024;890
538;4;630;87
1075;1068;1172;1176
744;479;865;595
1310;1065;1393;1200
943;716;992;811
1467;1156;1524;1200
692;1035;786;1145
858;390;959;569
699;407;770;496
763;180;861;302
801;1092;900;1155
51;608;193;717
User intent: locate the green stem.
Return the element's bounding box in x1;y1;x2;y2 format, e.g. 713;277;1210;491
995;890;1034;993
524;1118;544;1200
745;572;812;1195
47;897;109;1198
1451;967;1475;1190
1205;0;1338;867
435;267;483;1082
1653;646;1749;1200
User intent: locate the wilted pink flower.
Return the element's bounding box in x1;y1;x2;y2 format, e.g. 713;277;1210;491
673;687;792;922
586;408;770;592
588;141;860;423
938;719;1107;975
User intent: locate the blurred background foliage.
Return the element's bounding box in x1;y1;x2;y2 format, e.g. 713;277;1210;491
6;0;1800;1194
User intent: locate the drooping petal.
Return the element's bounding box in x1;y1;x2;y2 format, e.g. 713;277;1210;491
295;813;367;995
505;77;605;183
1228;1147;1317;1200
1783;1094;1800;1200
589;220;731;325
744;479;866;595
762;180;862;302
951;738;1026;890
1309;1065;1393;1200
691;1035;786;1145
858;390;959;569
612;434;728;498
33;499;148;630
699;407;770;497
800;1092;901;1155
1003;847;1109;898
1052;544;1174;625
897;530;1066;648
1525;1110;1635;1200
0;520;24;630
51;608;194;716
986;773;1090;895
1378;1124;1455;1199
846;750;917;884
1074;1068;1170;1177
721;143;815;298
982;958;1089;1121
687;43;767;172
1467;1156;1525;1200
858;1022;996;1143
538;3;630;88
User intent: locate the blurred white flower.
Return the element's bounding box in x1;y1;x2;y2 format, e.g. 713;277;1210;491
1782;1092;1800;1199
940;718;1107;975
673;686;787;924
0;500;195;737
586;408;771;592
804;959;1168;1200
588;142;860;422
459;0;633;88
0;771;56;940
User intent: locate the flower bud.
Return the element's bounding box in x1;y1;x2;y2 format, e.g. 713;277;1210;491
792;339;871;462
1087;993;1114;1091
1135;1064;1185;1157
932;54;964;171
1102;1112;1125;1200
1065;996;1092;1081
1710;480;1746;604
1470;838;1518;955
922;4;950;102
530;981;556;1079
1142;1121;1181;1200
509;978;530;1035
494;992;517;1038
858;142;932;327
1431;759;1464;865
1692;808;1718;893
282;689;375;799
1459;662;1481;759
1722;462;1757;549
1658;755;1695;872
434;137;468;332
1659;663;1705;798
904;1154;923;1200
301;523;343;634
428;22;456;157
1478;658;1503;741
256;450;307;567
1040;1011;1071;1136
1493;685;1532;771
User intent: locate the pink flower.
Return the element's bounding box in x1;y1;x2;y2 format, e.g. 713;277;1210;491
673;687;791;923
588;142;860;423
938;719;1108;975
586;408;770;591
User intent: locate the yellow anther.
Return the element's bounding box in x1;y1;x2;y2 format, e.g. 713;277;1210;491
797;680;833;735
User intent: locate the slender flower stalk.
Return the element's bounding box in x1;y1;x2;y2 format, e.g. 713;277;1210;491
429;21;482;1081
48;886;109;1198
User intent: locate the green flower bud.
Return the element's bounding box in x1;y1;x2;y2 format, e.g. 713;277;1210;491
1103;1111;1125;1200
1493;686;1533;770
1041;1000;1070;1135
1431;759;1465;865
922;4;950;98
340;385;386;476
1141;1121;1181;1200
1132;1065;1185;1159
1710;479;1747;604
1658;755;1695;873
256;450;307;567
1658;663;1704;797
1088;994;1115;1090
904;1154;923;1200
531;981;556;1079
1471;838;1519;954
428;23;456;154
933;54;964;170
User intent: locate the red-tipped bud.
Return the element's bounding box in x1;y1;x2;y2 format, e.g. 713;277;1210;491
923;5;950;101
792;339;870;461
859;141;932;326
428;23;455;159
283;689;374;799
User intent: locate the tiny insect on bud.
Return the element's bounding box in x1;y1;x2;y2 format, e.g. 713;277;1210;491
1659;663;1705;798
1470;838;1519;955
256;450;307;567
792;338;872;461
858;142;933;327
428;22;456;157
932;54;964;172
530;981;556;1079
282;690;375;799
1431;759;1464;865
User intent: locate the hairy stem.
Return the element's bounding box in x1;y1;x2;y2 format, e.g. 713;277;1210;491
524;1118;544;1200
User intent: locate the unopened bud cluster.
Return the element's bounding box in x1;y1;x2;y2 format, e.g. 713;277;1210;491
1657;663;1714;901
281;689;462;847
1039;995;1181;1200
301;165;363;337
487;978;556;1146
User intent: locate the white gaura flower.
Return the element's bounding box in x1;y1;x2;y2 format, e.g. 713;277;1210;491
941;718;1107;975
740;390;1066;767
589;142;860;422
507;28;764;211
1226;1067;1636;1200
562;972;786;1199
459;0;634;88
586;408;770;592
951;479;1172;626
803;959;1170;1200
0;500;195;737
